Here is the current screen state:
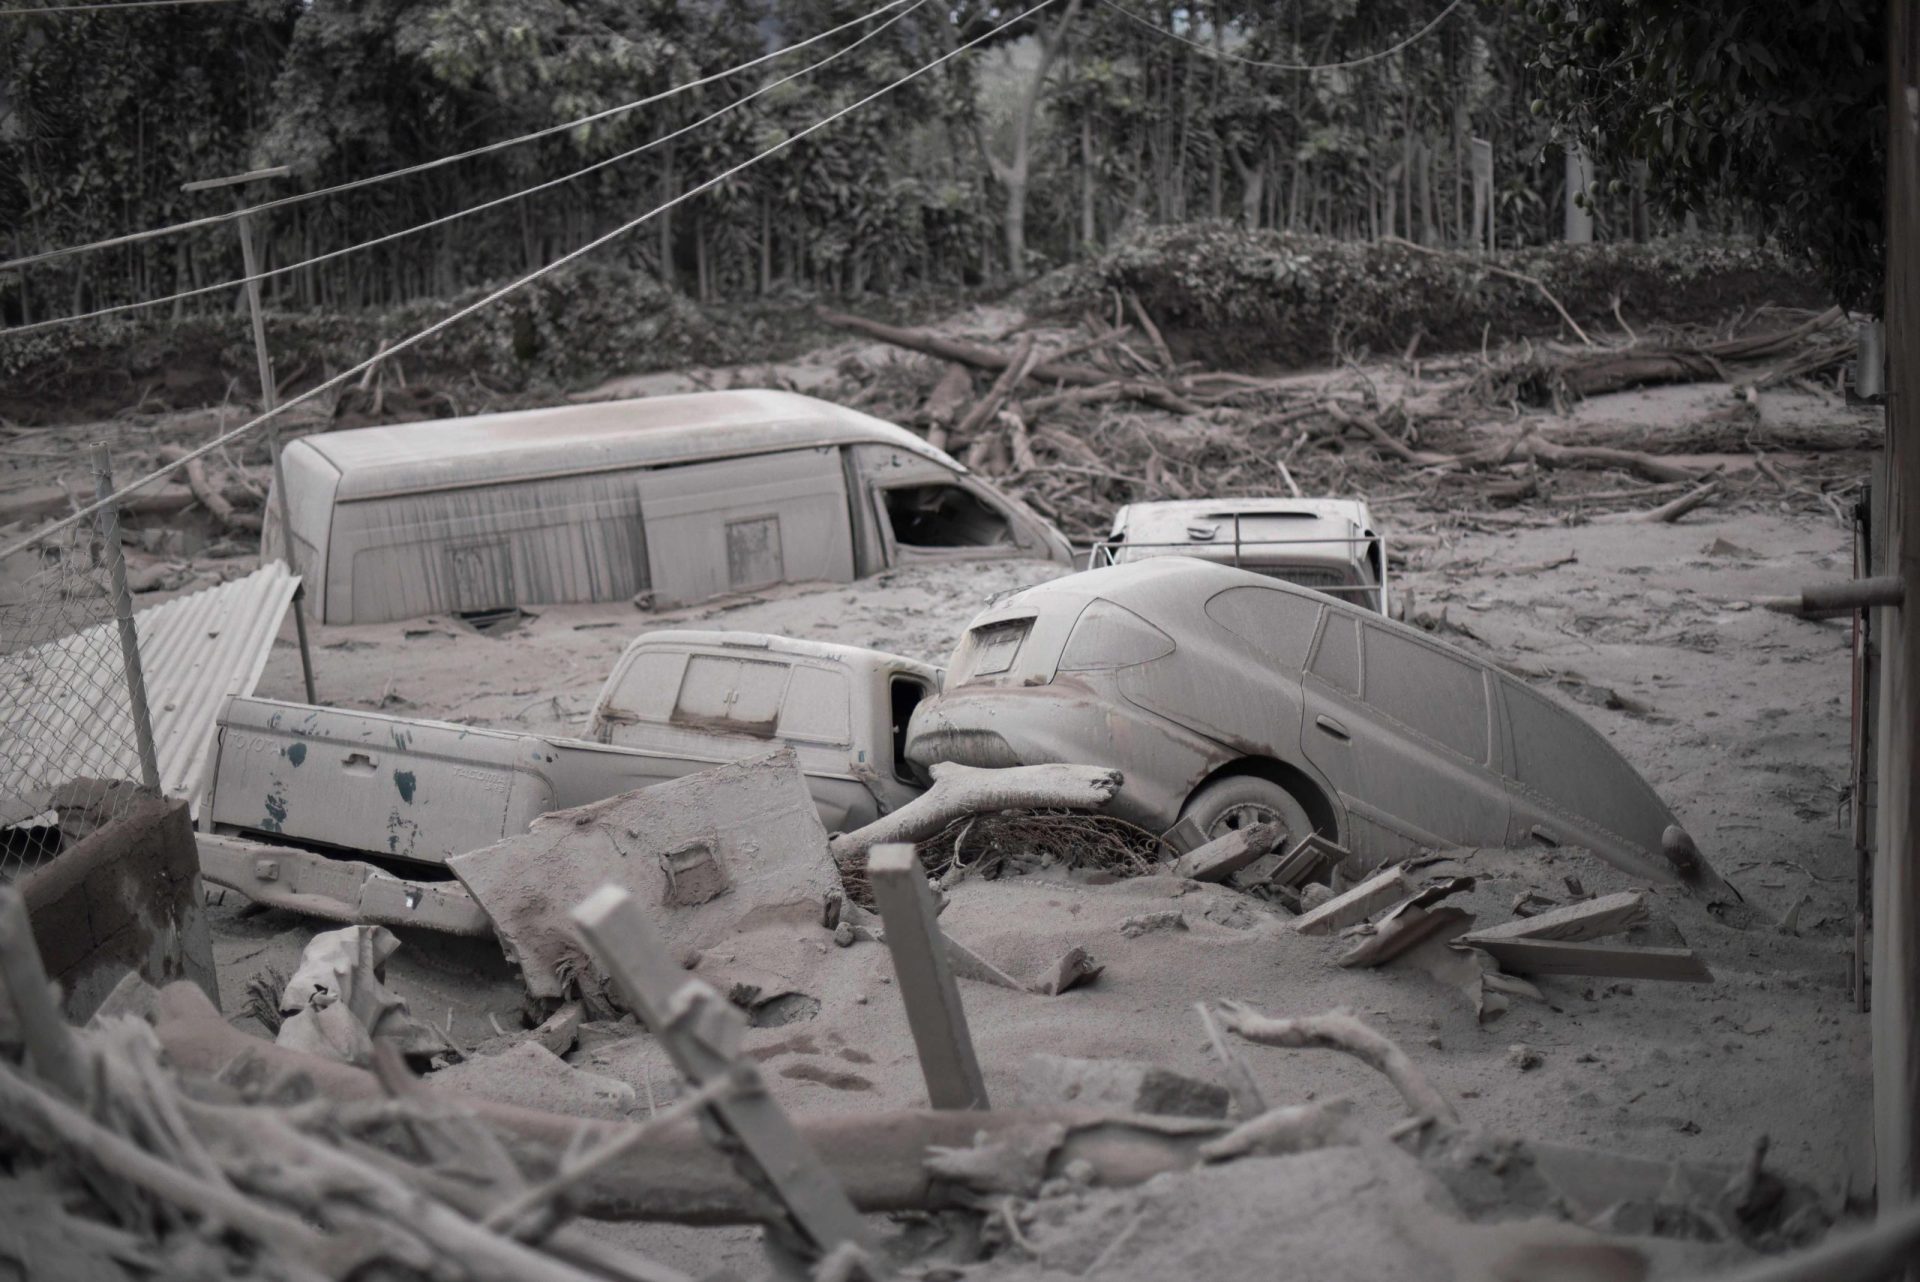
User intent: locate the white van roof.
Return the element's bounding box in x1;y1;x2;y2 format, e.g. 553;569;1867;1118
295;390;963;501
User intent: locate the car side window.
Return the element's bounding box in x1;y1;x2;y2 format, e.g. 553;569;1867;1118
1308;613;1360;696
1503;679;1653;820
1203;585;1320;669
1359;624;1489;763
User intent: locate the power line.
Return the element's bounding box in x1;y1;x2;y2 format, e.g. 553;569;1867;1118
1097;0;1466;73
2;0;930;336
1;0;239;13
0;0;1063;562
0;0;915;272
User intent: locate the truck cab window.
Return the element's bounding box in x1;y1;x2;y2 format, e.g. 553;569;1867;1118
884;485;1012;548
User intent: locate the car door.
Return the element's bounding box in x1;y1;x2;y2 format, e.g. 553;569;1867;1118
1494;675;1677;879
1298;611;1509;862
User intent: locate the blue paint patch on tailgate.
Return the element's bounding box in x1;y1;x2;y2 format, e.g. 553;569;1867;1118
394;770;416;803
284;742;306;767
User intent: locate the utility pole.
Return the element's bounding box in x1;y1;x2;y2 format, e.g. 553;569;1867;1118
1875;0;1920;1225
182;165;317;703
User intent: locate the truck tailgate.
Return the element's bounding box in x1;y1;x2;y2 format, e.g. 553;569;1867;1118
208;697;560;863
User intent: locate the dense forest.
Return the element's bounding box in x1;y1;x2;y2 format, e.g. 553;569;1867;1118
0;0;1884;331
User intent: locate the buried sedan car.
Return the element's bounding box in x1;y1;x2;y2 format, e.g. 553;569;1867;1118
905;558;1708;886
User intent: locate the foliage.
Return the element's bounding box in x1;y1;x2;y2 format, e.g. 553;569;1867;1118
1520;0;1885;311
1044;222;1826;368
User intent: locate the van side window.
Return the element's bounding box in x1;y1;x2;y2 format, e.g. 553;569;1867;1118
777;666;852;746
883;485;1011;548
1308;613;1360;696
1203;585;1319;668
1359;625;1489;763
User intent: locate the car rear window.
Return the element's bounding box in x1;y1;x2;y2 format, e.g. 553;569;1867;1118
1203;585;1319;669
1359;624;1489;763
950;618;1031;684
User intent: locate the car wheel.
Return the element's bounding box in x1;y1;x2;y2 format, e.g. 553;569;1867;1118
1179;775;1314;846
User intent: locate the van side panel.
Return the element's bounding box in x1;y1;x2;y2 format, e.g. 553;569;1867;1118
327;472;649;624
636;447;853;607
262;441;342;618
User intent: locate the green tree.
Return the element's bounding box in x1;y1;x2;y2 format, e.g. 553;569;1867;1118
1522;0;1886;309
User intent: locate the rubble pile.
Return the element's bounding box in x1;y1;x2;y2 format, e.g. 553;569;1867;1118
813;304;1870;542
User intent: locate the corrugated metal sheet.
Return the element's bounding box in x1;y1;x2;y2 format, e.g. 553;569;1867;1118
0;563;299;826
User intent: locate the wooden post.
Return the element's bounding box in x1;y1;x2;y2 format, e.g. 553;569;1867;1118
569;887;871;1261
89;446;161;794
0;888;86;1099
1563;144;1594;244
867;843;989;1110
181;166;317;705
1875;0;1920;1219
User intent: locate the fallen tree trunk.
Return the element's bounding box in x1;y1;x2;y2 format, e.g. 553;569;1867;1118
151;982;1220;1225
830;762;1124;868
816;309;1200;414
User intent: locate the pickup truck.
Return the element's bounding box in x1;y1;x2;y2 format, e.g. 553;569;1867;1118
196;631;941;934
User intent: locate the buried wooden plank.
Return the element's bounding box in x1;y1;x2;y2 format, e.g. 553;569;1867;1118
1338;905;1474;969
1167;822;1283;883
1460;890;1649;945
1290;866;1412;936
1471;937;1713;983
1269;833;1349;889
868;843;991;1110
570;887;872;1257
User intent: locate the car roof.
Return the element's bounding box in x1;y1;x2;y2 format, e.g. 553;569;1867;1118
997;557;1397;634
295;390;964;501
620;629;941;676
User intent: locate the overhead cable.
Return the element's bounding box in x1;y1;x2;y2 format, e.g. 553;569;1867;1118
1097;0;1466;73
0;0;240;13
0;0;1063;561
0;0;915;272
2;0;930;335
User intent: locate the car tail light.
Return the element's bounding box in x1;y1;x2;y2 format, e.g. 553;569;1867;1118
1057;600;1176;671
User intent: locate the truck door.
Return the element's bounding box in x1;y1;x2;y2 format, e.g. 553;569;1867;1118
635;447;854;608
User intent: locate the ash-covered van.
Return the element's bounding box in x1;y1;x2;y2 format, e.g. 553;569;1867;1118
263;389;1073;625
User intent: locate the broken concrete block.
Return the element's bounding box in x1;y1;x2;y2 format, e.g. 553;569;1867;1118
1017;1053;1230;1119
1119;910;1189;939
1027;946;1103;995
432;1040;636;1120
1507;1043;1544;1072
449;748;839;1001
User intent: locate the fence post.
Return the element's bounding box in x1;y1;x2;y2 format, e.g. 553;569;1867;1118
89;446;161;795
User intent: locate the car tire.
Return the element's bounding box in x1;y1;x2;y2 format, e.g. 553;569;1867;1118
1179;775;1314;847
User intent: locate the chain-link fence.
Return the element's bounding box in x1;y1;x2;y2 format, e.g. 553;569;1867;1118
0;448;159;882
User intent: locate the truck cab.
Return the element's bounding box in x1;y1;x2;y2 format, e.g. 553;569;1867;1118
1091;498;1386;614
197;632;941;933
